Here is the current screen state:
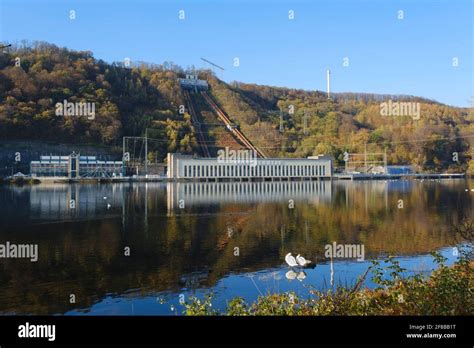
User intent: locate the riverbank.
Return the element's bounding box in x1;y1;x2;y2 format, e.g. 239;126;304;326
334;173;466;180
0;173;468;185
183;254;473;316
0;177;41;185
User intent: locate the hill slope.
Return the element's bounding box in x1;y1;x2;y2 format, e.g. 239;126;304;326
0;42;473;173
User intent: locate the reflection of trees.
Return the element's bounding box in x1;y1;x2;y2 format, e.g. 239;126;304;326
0;181;471;314
451;214;474;259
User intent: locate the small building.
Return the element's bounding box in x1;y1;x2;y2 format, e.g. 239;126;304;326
30;155;70;177
387;165;414;175
178;74;208;90
30;153;123;178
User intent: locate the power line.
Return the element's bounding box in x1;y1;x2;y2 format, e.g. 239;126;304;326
123;131;474;145
200;57;225;71
117;132;474;151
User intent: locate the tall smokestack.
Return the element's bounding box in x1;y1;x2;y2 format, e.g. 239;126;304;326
326;69;331;99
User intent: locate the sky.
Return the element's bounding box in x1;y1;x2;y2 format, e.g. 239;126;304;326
0;0;473;107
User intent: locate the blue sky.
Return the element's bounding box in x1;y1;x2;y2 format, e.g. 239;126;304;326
1;0;472;107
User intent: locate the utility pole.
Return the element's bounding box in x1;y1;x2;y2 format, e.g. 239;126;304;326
326;69;331;99
364;143;367;173
303;109;309;135
123;135;150;177
122;137;126;160
279;109;284;133
145;128;148;177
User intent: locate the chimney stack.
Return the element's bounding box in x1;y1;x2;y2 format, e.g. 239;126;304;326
326;69;331;99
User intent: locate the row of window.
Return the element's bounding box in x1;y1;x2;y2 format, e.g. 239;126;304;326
181;163;328;178
182;181;328;195
31;163;122;177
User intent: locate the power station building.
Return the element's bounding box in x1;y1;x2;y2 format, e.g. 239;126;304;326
167;153;332;180
30;153;123;178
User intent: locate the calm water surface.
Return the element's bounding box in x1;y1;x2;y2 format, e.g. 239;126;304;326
0;179;472;315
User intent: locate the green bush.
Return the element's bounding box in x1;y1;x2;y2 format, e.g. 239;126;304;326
183;254;473;316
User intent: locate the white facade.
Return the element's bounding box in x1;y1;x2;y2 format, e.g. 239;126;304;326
167;153;332;180
31;154;123;178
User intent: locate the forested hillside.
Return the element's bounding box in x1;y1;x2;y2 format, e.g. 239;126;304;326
206;76;474;172
0;42;197;162
0;42;473;172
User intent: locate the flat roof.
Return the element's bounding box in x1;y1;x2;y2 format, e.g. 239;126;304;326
178;157;332;162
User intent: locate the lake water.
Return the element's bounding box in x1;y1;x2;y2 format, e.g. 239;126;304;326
0;179;472;315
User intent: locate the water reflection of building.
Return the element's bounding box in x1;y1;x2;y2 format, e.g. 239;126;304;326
28;184;124;220
334;180;417;213
167;181;332;212
16;180;334;221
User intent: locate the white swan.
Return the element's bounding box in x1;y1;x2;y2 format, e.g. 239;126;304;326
285;253;298;267
296;271;307;281
296;254;311;266
285;270;297;280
